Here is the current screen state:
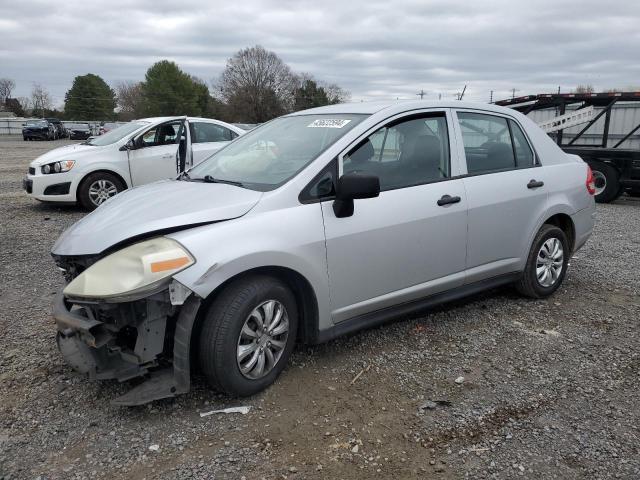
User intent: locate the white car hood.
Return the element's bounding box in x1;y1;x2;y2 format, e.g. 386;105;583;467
30;143;113;167
52;180;263;256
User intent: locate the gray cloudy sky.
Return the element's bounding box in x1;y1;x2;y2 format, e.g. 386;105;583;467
1;0;639;107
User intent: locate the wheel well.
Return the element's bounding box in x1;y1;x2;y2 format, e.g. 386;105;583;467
77;169;129;196
191;266;319;358
544;213;575;252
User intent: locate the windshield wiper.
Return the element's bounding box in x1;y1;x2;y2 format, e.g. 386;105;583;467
202;175;244;187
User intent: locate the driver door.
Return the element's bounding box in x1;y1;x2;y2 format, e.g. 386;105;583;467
320;110;468;323
128;120;184;186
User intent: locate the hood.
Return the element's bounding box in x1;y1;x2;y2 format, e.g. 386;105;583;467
52;180;263;256
30;143;109;167
23;125;48;130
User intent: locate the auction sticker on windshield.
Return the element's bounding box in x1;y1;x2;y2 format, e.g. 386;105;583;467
307;119;352;128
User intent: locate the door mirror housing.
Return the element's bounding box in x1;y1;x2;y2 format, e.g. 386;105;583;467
333;172;380;218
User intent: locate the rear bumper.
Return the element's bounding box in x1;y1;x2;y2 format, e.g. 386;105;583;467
53;291;201;406
571;202;596;253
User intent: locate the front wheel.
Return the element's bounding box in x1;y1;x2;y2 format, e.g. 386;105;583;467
516;224;569;299
77;172;125;210
198;275;298;397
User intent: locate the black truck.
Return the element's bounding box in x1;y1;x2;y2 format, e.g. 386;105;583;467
496;92;640;203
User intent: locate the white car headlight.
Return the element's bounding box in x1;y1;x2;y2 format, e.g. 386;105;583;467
63;237;195;301
42;160;75;174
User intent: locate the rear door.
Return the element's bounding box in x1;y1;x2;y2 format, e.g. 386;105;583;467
320;110;468;322
453;110;548;282
189;121;239;165
128;120;184;185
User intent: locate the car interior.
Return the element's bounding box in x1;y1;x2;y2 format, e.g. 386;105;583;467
343;116;450;190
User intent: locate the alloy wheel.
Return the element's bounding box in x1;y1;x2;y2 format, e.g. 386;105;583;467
536;237;564;287
236;299;289;380
88;179;118;206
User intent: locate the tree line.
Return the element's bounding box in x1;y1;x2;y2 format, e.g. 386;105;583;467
0;45;349;122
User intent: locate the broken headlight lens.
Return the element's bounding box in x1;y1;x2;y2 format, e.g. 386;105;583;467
63;237;195;301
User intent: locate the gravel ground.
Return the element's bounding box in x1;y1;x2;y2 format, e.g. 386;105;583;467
1;136;639;480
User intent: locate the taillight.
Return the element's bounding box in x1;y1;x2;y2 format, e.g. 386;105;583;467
586;166;596;195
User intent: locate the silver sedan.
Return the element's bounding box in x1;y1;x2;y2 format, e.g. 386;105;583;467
51;100;596;405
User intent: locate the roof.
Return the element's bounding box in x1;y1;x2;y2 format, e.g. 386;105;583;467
288;100;514;116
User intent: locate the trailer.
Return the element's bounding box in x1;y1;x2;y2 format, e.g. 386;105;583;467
495;92;640;203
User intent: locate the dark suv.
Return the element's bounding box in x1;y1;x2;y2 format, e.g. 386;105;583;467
23;120;55;141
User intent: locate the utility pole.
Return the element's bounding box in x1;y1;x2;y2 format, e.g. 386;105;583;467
416;89;425;99
511;88;519;99
489;90;493;103
458;85;467;101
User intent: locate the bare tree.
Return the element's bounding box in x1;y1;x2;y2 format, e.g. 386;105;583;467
324;83;350;104
0;78;16;103
115;81;144;120
17;96;31;113
575;84;595;94
31;83;52;117
217;45;298;122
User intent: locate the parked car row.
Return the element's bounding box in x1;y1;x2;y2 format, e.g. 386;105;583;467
24;102;596;405
22;119;124;141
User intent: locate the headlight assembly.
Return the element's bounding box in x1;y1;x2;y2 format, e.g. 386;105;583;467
41;160;75;174
63;237;195;301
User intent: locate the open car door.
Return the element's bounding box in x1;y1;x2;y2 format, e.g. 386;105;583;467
128;119;186;186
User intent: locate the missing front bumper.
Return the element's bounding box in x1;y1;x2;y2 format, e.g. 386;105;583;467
53;291;201;406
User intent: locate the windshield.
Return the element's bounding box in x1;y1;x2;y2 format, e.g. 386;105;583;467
26;120;47;126
87;121;148;146
188;114;367;191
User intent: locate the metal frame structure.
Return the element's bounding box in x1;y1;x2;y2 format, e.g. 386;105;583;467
495;92;640;195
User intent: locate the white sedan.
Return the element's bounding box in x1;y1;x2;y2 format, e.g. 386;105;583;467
23;117;245;209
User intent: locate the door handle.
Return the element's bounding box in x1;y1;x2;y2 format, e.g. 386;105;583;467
437;194;461;206
527;179;544;189
161;154;173;159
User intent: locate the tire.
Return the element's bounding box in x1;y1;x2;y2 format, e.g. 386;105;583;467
589;161;621;203
198;275;298;397
516;224;569;299
77;172;125;210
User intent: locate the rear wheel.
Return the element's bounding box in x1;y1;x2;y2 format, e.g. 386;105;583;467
589;161;622;203
198;275;298;397
516;224;569;299
78;172;125;210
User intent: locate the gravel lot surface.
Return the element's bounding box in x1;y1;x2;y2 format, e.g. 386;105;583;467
1;136;639;479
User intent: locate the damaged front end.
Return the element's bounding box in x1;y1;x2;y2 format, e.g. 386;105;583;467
52;241;201;406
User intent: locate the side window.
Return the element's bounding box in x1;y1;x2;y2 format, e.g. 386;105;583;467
342;114;450;191
140;121;181;148
192;122;235;143
509;120;535;167
458;112;515;174
300;159;337;203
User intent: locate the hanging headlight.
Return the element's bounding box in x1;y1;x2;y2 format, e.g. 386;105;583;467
63;237;195;302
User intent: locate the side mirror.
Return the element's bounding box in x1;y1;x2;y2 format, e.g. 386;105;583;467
333;172;380;218
119;138;136;151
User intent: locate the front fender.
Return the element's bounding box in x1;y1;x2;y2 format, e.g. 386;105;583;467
168;203;332;331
